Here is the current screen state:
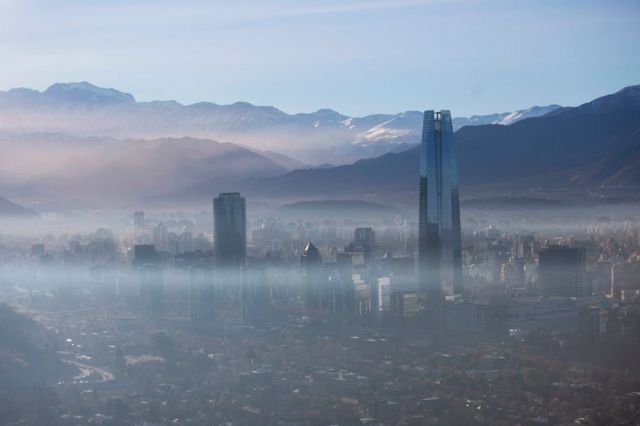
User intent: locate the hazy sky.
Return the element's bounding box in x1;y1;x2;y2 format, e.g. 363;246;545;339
0;0;638;116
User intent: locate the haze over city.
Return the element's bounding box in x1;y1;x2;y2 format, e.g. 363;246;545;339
0;1;639;425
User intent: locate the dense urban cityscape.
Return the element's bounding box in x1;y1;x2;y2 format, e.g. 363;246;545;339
1;110;639;425
1;1;639;425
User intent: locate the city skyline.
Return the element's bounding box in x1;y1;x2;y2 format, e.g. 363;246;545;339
0;2;639;423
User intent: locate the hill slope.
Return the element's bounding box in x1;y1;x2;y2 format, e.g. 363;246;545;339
0;304;75;390
38;137;288;206
455;89;640;185
0;134;292;208
0;196;38;217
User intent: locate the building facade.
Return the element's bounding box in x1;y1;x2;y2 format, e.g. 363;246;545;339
418;110;463;303
539;245;588;297
354;227;376;261
213;193;247;269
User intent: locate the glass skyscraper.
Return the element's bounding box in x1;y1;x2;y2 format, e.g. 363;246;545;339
418;110;463;302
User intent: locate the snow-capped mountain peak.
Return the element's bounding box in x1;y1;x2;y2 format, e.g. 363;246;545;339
493;105;562;125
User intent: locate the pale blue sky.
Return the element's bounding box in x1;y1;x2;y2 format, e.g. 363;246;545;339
0;0;638;116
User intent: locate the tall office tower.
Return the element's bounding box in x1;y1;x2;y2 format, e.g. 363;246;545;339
516;234;535;260
134;211;146;244
133;244;159;267
418;110;463;302
376;277;392;312
152;222;169;252
301;242;325;310
213;193;247;269
539;245;588;297
134;211;145;228
353;273;372;316
354;227;376;261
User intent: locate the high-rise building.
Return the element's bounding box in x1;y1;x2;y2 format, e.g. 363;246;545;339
213;193;247;269
391;292;420;319
134;211;145;228
301;242;325;310
152;222;169;252
354;227;376;261
377;277;392;312
418;110;463;302
133;244;159;267
178;231;194;254
515;234;535;260
539;245;588;297
353;273;372;316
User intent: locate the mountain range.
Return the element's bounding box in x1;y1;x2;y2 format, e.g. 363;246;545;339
0;135;295;207
0;82;560;165
148;85;640;208
0;83;638;211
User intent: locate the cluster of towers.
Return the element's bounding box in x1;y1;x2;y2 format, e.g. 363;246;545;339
300;110;464;318
133;109;464;321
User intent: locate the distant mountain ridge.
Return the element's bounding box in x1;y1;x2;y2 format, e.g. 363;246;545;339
0;82;561;164
149;84;640;207
2;83;638;210
454;85;640;186
31;137;290;207
0;132;305;209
